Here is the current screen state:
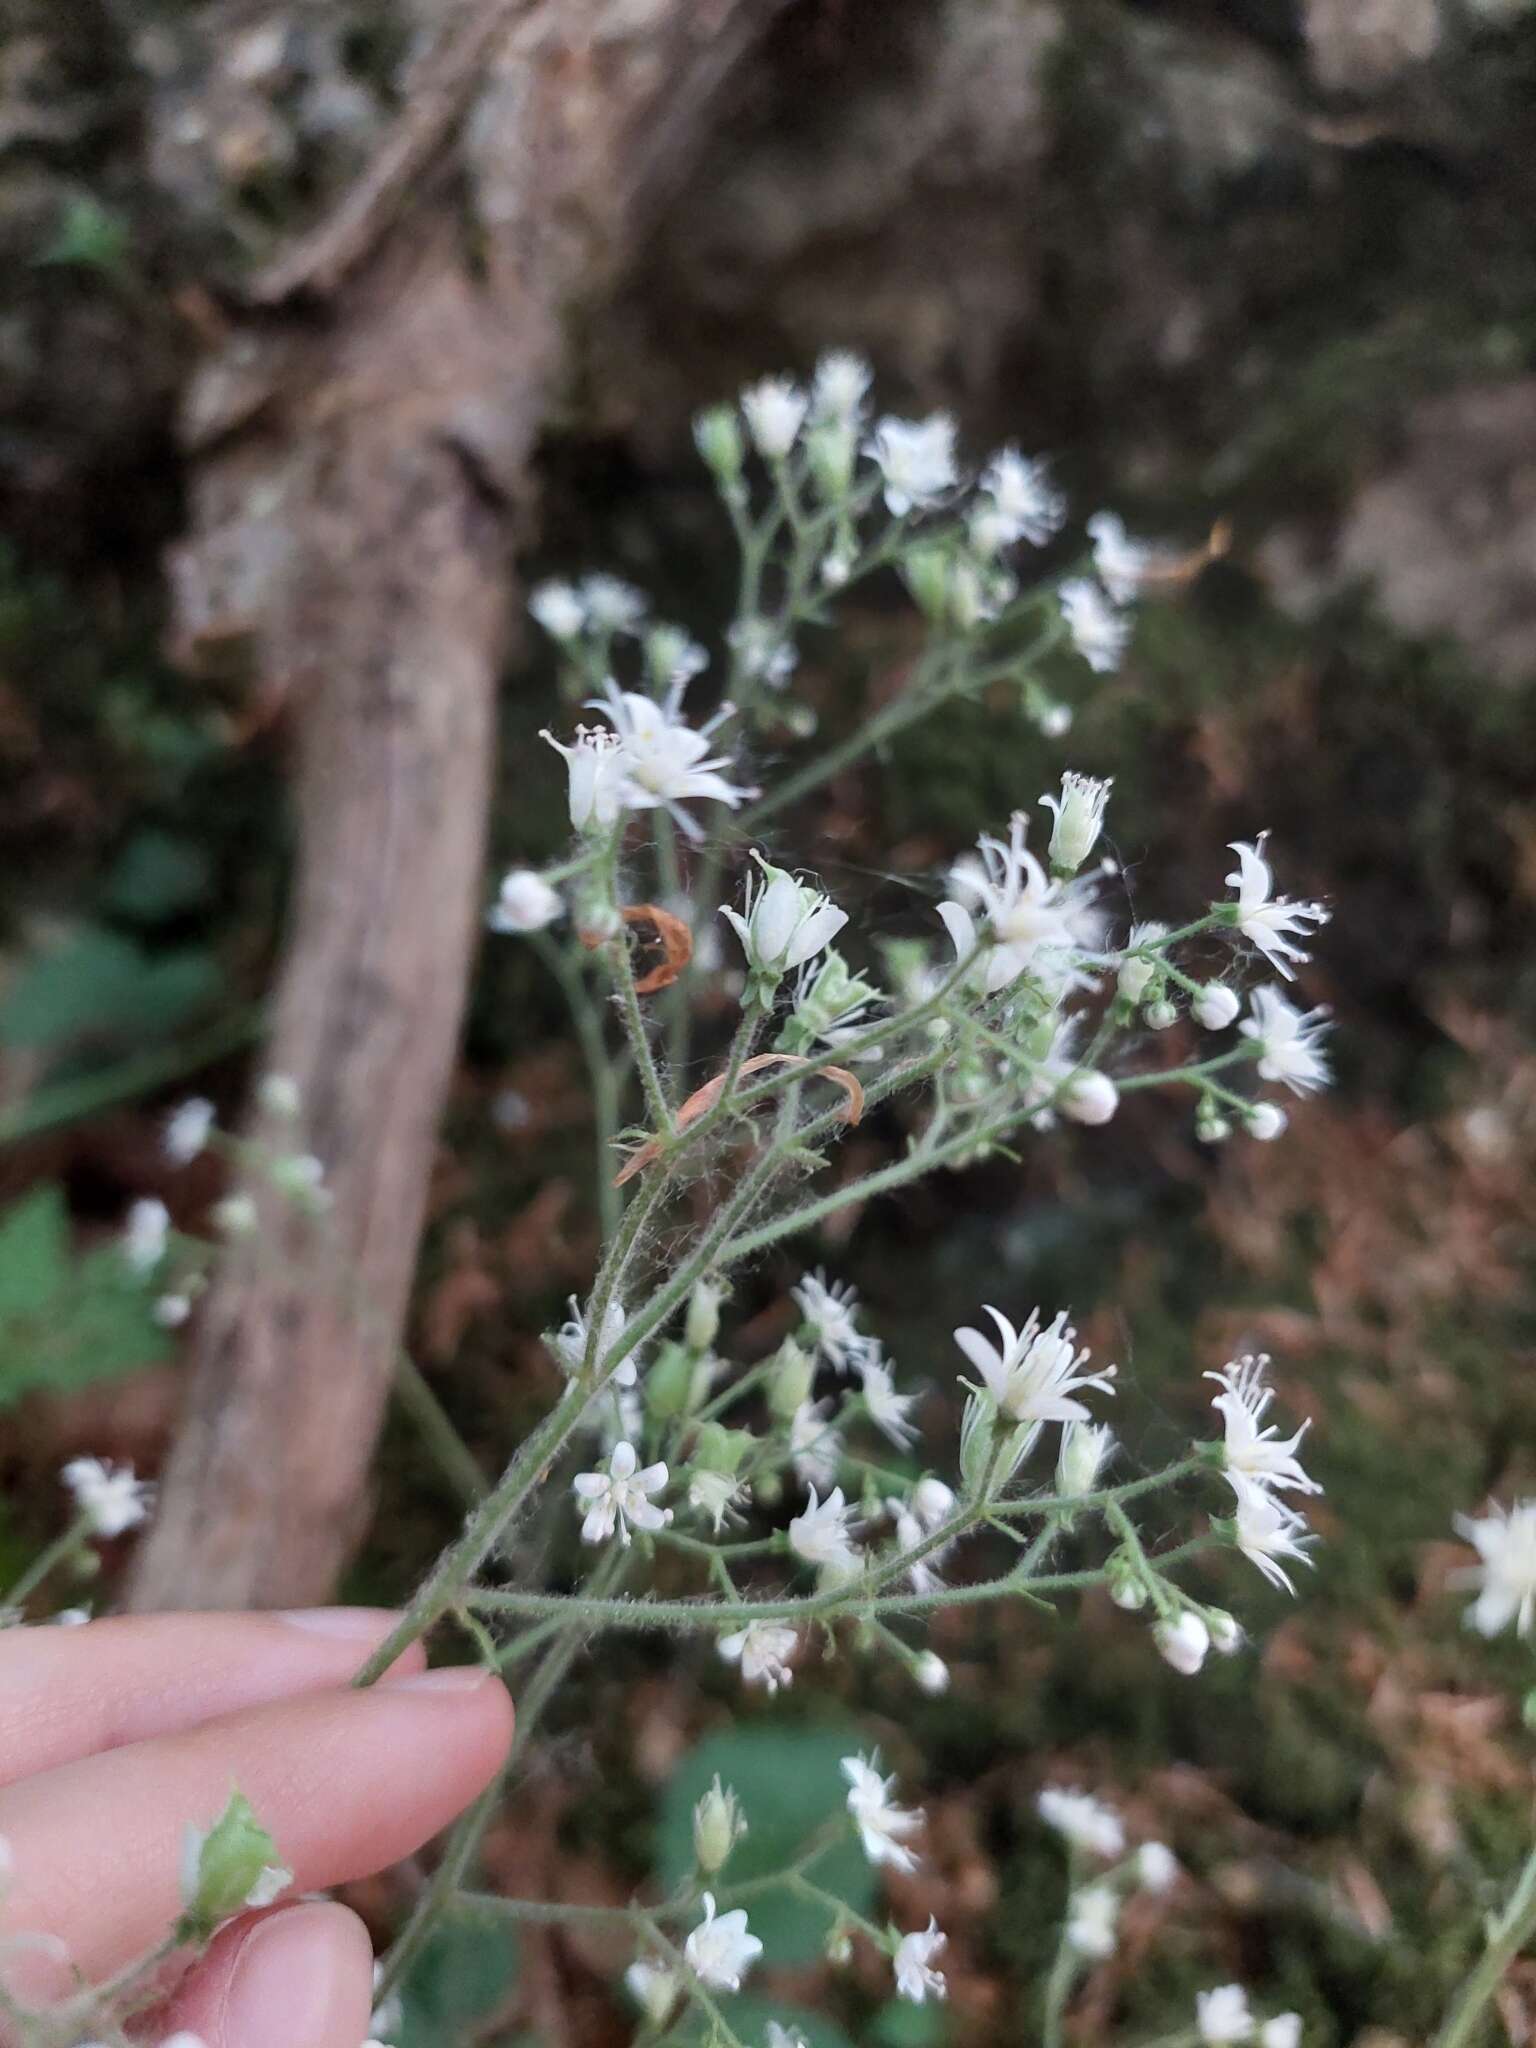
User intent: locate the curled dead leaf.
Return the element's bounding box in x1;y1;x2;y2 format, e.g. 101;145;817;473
613;1051;864;1186
621;902;694;993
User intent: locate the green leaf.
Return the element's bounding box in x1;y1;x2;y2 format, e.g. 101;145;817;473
0;925;222;1052
657;1723;877;1966
0;1185;169;1410
34;194;131;276
0;1186;69;1323
103;831;214;924
395;1915;518;2048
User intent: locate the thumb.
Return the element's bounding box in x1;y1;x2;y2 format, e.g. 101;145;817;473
160;1901;376;2048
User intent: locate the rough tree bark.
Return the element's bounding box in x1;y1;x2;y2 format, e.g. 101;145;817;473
128;0;781;1611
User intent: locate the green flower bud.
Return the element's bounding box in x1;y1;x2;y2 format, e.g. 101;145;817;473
692;1777;747;1874
685;1279;725;1357
806;420;856;502
645;1341;698;1423
179;1790;290;1934
694;406;745;482
767;1337;815;1421
899;543;953;624
693;1422;752;1476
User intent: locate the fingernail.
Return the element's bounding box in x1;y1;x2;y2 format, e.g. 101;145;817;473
276;1607;399;1639
222;1901;373;2047
380;1664;494;1695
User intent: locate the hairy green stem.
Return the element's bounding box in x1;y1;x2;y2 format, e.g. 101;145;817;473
1435;1840;1536;2048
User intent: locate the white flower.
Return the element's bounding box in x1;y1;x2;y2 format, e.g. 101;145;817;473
684;1893;762;1992
915;1651;950;1694
625;1959;680;2026
597;679;753;842
1205;1355;1320;1499
727;616;798;689
164;1097;215;1163
1154;1611;1210;1677
954;1305;1115;1429
1260;2015;1302;2048
980;448;1065;546
540;724;624;836
938;813;1079;995
257;1073;302;1119
212;1192;258;1237
887;1499;947;1597
842;1753;924;1873
767;2025;809;2048
1061;1070;1119;1126
1224;837;1329;980
792;1271;872;1372
723;854;846;980
788;1486;861;1573
911;1475;957;1531
1453;1500;1536;1638
123;1198;170;1274
718;1621;798;1692
1197;1984;1255;2044
1066;1884;1120;1959
1193;983;1241;1031
1041;773;1113;873
741;376;808;458
1239;986;1331;1095
529;581;586;641
578;574;647;633
1137;1841;1179;1893
52;1607;91;1626
1036;1787;1125;1859
1060;578;1129;672
789;1400;843;1492
571;1441;671;1547
549;1294;637;1387
1056;1423;1114;1498
893;1919;947;2004
689;1470;742;1531
859;1352;919;1449
1087;512;1154;604
62;1457;153;1538
1117;921;1167;1002
1232;1481;1314;1594
812;351;872;421
488;869;562;933
1246;1101;1287;1141
867;415;958;515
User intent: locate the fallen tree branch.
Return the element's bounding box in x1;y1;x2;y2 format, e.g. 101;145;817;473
129;0;784;1610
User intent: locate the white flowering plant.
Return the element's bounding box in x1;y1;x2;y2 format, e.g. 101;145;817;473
5;358;1519;2048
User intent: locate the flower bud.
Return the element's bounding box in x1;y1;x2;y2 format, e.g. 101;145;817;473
1153;1610;1210;1677
1106;1552;1148;1610
213;1193;258;1237
1056;1422;1113;1498
1062;1071;1119;1126
1192;982;1240;1031
625;1959;680;2026
694;406;745;482
692;1777;747;1873
179;1791;291;1934
1136;1841;1179;1893
488;869;562;934
685;1279;725;1357
1196;1108;1232;1144
528;581;586;641
693;1422;752;1476
1246;1101;1287;1142
767;1337;816;1421
257;1072;302;1119
645;1341;699;1423
1041;773;1113;875
1208;1610;1243;1655
899;543;954;625
806;420;857;501
741;378;808;460
826;1925;853;1966
1117;954;1157;1003
914;1651;950;1695
1143;998;1179;1032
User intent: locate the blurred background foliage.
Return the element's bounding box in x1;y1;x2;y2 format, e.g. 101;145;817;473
3;0;1536;2041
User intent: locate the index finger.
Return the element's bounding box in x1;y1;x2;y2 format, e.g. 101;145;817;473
0;1611;426;1790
